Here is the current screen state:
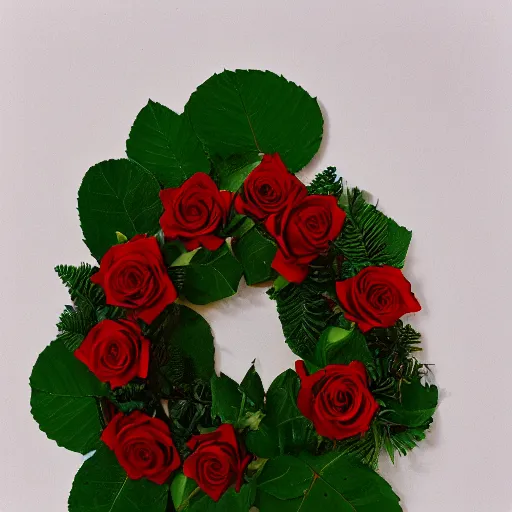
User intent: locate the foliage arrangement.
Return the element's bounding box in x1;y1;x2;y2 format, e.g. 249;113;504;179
30;69;437;512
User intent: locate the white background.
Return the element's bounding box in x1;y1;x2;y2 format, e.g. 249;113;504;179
1;1;511;511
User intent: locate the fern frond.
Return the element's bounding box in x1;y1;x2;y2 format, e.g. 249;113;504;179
268;264;335;358
56;306;96;351
383;419;433;462
307;166;343;196
55;263;105;309
335;188;411;276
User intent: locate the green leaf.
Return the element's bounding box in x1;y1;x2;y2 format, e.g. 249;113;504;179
245;422;280;459
211;153;262;192
148;305;215;391
68;444;169;512
311;326;373;369
210;373;243;425
30;339;107;454
239;363;264;410
269;267;334;358
185;69;323;172
258;369;315;455
257;452;402;511
186;482;256;512
257;455;313;499
336;188;412;274
78;159;162;261
56;306;96;351
126;100;210;188
171;473;198;510
385;379;438;428
182;244;243;305
232;226;277;285
55;263;105;310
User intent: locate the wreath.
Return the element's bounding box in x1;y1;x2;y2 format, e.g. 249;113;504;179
29;69;438;512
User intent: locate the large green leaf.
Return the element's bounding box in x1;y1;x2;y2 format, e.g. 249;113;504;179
126;100;210;188
257;452;402;511
147;304;215;392
68;444;169;512
336;188;412;276
232;226;277;285
248;369;315;456
311;326;373;369
78;159;162;261
181;244;243;305
184;69;323;172
30;339;107;454
385;378;438;428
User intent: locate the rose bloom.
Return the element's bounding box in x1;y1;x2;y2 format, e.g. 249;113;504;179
183;424;252;502
265;195;346;283
234;153;307;221
336;266;421;332
159;173;233;251
75;319;150;388
295;360;379;440
91;235;177;325
102;411;180;485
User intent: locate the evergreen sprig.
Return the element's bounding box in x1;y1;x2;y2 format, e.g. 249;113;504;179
307;166;343;196
55;263;105;310
56;306;96;352
268;263;337;358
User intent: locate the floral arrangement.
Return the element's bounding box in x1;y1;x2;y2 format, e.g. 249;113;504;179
29;69;437;512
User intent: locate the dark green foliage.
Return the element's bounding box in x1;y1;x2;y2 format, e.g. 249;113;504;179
366;320;423;393
126;99;210;188
268;263;336;358
181;244;244;305
307;166;342;196
232;226;277;285
78;159;162;261
335;187;412;277
108;381;158;415
256;452;402;511
185;69;323;172
55;263;104;309
145;305;215;395
166;380;215;456
249;369;316;456
30;339;107;454
210;152;262;192
56;306;96;351
68;444;169;512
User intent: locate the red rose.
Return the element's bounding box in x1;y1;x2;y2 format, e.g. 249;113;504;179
265;195;346;283
159;173;233;251
295;360;378;440
335;266;421;332
183;424;252;502
101;411;180;485
234;154;307;221
74;319;150;389
91;235;177;325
